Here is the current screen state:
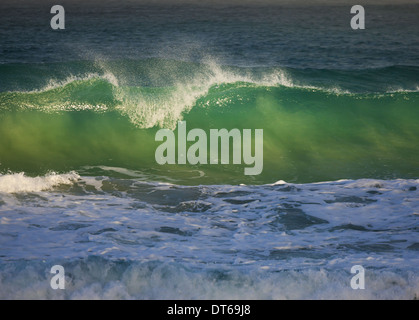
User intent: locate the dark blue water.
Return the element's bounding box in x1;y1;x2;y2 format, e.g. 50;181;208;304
1;1;419;69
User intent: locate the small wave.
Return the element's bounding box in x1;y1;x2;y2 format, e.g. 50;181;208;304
0;171;80;193
16;72;119;94
0;258;418;299
386;86;419;93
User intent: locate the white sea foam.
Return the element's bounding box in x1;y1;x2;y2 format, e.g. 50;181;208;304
385;85;419;94
0;171;79;193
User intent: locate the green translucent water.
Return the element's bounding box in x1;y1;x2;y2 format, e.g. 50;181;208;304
1;76;418;184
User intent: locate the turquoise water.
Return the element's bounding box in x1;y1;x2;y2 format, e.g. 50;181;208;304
0;63;418;184
0;1;418;299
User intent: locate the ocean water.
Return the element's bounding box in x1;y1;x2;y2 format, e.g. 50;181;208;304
0;1;419;299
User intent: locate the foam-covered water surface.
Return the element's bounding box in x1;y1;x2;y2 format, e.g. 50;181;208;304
0;174;418;299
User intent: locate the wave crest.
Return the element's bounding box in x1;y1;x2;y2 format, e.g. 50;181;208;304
0;172;79;193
